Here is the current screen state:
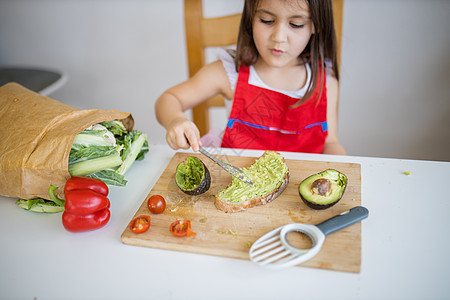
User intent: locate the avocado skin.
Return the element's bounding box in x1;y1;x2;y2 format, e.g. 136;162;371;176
298;169;347;210
301;194;341;210
175;156;211;195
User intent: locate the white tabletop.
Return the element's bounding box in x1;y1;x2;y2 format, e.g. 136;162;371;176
1;145;449;300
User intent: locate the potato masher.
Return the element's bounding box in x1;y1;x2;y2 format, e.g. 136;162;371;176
249;206;369;269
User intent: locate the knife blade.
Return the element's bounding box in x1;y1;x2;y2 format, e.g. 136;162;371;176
198;147;253;186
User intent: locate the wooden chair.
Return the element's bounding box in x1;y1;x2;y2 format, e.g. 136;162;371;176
184;0;344;136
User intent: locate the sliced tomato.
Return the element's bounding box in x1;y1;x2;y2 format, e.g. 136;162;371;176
170;220;196;237
129;215;151;234
147;195;166;214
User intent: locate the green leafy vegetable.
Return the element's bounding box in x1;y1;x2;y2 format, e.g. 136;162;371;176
68;121;148;186
87;169;128;186
16;199;65;213
16;185;65;213
69;151;122;177
69;146;118;165
100;120;127;136
71;126;116;151
16;121;148;213
136;140;149;161
116;130;148;175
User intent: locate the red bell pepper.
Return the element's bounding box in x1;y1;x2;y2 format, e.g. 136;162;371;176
64;190;110;215
62;208;111;233
64;176;109;196
49;177;111;233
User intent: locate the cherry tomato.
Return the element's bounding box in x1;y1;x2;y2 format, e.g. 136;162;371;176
129;215;151;234
147;195;166;214
170;220;196;237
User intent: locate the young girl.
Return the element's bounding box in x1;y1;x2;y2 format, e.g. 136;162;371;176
155;0;346;155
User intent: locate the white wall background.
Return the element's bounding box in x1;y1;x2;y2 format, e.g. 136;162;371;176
0;0;449;161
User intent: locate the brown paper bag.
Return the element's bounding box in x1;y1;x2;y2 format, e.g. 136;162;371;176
0;82;134;200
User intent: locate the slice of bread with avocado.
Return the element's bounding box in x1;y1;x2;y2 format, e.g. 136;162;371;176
215;151;289;213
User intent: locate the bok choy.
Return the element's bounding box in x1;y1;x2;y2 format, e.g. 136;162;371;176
68;121;148;186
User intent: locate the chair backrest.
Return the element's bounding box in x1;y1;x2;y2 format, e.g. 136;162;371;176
184;0;344;136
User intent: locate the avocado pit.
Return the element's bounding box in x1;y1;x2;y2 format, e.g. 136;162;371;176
311;178;332;196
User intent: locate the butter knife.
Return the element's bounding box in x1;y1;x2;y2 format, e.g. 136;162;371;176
198;147;253;186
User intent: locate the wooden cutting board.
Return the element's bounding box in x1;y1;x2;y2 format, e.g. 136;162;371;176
121;152;362;273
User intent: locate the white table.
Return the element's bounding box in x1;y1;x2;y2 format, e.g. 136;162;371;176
1;145;449;299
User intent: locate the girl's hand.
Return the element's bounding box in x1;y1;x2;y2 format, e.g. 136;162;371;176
166;117;202;152
155;60;232;152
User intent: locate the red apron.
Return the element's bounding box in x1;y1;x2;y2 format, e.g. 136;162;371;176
221;65;327;153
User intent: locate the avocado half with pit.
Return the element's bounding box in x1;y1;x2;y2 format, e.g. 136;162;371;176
175;156;211;195
298;169;347;210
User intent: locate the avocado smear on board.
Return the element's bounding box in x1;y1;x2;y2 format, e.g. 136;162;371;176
217;151;288;203
298;169;347;210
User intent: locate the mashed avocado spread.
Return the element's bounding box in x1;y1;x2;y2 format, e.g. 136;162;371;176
217;151;288;203
176;156;206;191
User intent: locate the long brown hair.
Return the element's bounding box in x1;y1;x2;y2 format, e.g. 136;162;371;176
234;0;339;106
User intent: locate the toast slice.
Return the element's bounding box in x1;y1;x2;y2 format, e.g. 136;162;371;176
215;151;289;213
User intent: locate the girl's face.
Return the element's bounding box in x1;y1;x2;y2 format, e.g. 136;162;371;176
252;0;314;69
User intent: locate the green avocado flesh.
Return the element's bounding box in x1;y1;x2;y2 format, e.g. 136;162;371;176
299;169;347;209
175;156;210;195
217;151;288;203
